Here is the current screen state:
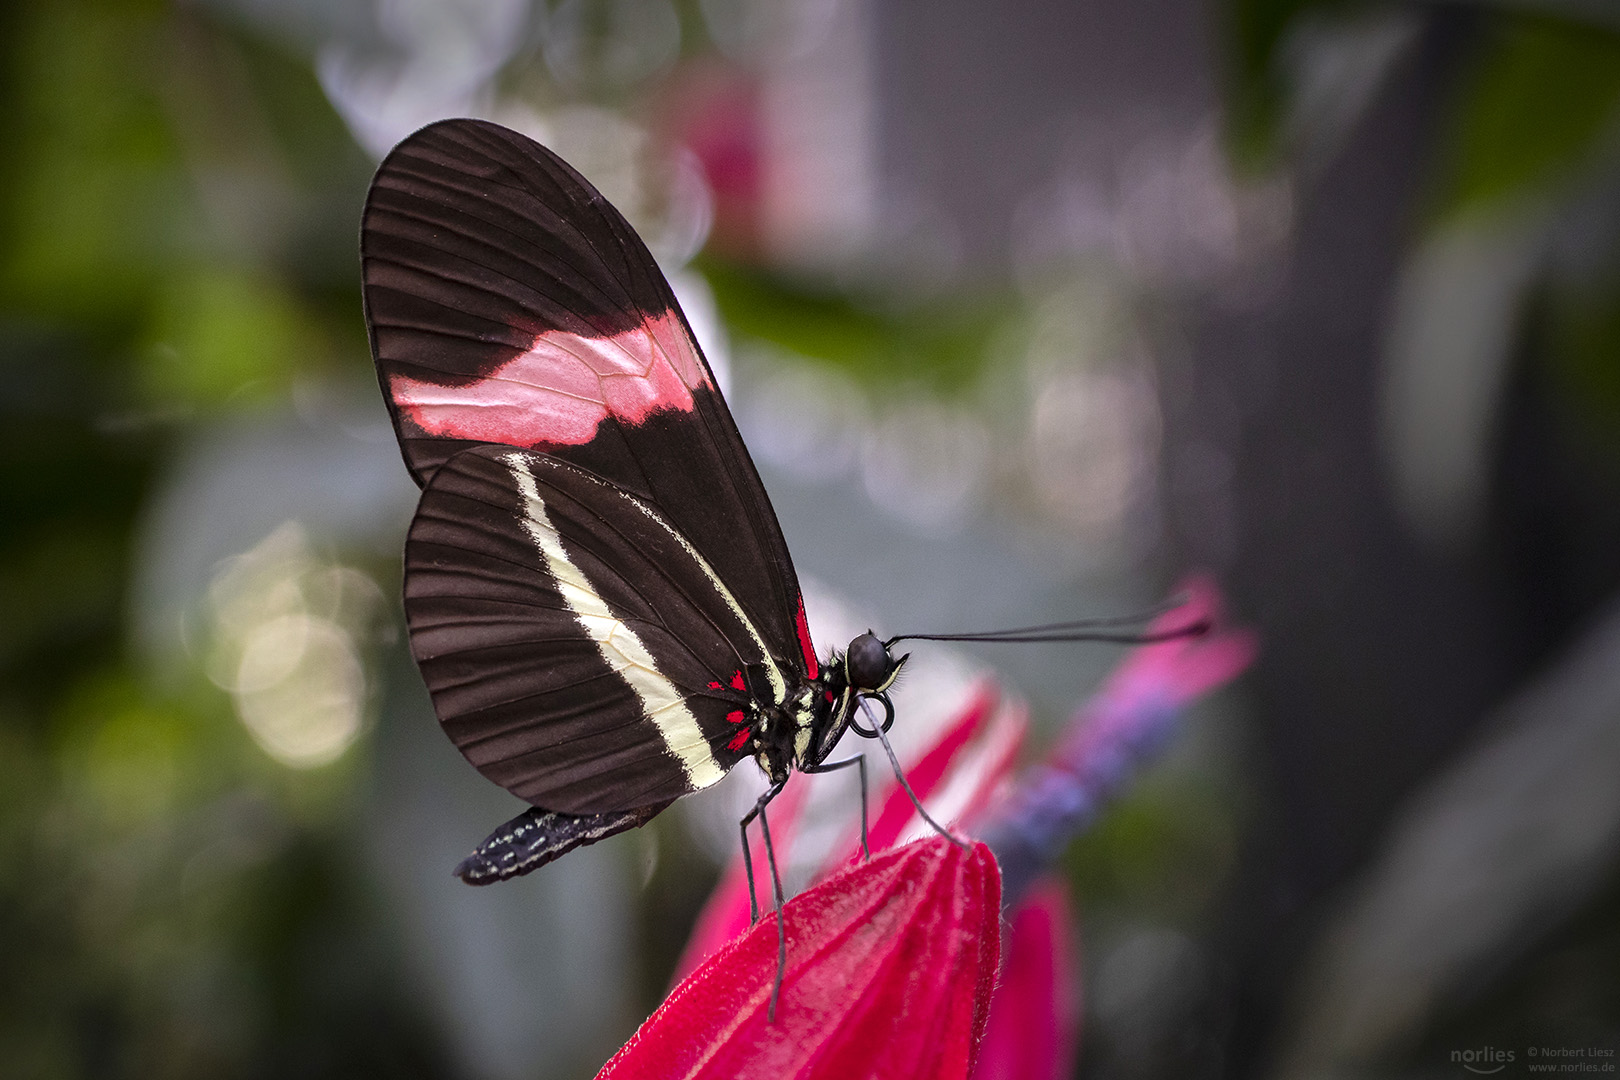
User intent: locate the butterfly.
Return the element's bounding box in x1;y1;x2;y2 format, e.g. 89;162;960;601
362;119;1200;915
362;118;910;891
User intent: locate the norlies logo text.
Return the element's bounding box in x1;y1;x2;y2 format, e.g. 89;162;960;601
1454;1047;1516;1075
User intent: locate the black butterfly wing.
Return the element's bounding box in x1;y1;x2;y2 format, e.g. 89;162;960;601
406;445;798;815
363;118;820;684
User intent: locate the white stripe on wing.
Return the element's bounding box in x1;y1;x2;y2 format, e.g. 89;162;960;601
505;453;726;790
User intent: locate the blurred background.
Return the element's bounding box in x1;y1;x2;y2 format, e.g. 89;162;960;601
3;0;1619;1076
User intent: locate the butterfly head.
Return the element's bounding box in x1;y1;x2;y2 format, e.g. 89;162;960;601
794;632;907;770
844;631;906;694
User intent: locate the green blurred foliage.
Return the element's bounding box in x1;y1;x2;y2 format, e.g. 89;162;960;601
140;268;319;407
1550;272;1620;448
0;1;439;1076
2;0;185;326
1;665;450;1078
700;256;1018;397
1226;1;1620;448
1440;15;1620;217
1225;2;1620;215
1223;0;1334;167
1062;758;1243;931
1430;12;1620;451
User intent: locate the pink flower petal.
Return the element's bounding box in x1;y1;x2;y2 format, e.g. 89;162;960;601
1101;574;1258;712
600;839;1002;1080
926;695;1027;840
971;879;1079;1080
978;576;1256;903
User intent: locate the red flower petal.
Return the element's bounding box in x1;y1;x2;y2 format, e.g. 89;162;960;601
600;839;1002;1080
972;880;1079;1080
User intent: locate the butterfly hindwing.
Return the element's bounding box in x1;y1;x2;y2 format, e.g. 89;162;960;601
405;444;792;815
363;118;819;688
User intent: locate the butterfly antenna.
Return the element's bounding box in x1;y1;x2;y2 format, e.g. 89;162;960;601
885;599;1210;647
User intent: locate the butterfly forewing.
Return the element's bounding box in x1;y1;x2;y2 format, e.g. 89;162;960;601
406;445;792;815
363;118;819;690
362;120;691;478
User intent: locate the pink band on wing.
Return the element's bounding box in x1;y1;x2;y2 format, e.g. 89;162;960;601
389;310;711;446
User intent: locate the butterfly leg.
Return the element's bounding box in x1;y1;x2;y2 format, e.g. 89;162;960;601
738;776;788;927
862;693;968;850
802;753;870;861
757;793;790;1021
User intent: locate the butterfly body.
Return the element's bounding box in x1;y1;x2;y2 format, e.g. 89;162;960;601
363;118;901;882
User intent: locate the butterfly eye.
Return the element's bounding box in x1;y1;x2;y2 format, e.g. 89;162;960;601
844;632;893;691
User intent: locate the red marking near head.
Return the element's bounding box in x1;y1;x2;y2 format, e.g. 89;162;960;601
727;727;752;751
824;690;836;703
388;310;712;446
795;594;819;679
726;710;746;725
729;670;746;691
